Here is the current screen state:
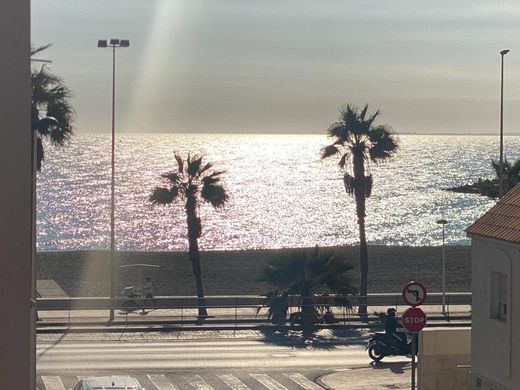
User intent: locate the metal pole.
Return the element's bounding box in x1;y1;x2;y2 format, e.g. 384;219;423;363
109;44;116;320
499;52;505;198
442;224;446;315
411;336;416;390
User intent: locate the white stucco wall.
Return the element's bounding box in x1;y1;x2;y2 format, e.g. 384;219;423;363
418;327;471;390
471;236;518;390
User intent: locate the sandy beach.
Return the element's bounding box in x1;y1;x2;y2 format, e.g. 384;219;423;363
36;245;471;297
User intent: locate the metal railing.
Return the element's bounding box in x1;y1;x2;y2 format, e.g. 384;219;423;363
36;293;471;327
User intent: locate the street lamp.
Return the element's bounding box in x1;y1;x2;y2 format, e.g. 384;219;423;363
436;219;448;315
97;38;130;319
499;49;510;198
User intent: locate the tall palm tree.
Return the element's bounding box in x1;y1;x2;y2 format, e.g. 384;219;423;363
321;104;398;315
259;246;357;325
150;153;228;317
31;44;75;170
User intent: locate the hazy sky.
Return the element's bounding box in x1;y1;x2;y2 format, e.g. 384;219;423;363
32;0;520;134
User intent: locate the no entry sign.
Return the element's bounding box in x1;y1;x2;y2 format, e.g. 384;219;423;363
402;281;427;307
401;307;427;333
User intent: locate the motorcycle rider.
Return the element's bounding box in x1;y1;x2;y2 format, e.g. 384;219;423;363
384;308;407;347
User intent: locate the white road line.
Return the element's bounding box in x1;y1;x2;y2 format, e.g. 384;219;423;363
250;374;288;390
185;374;214;390
283;373;323;390
147;374;178;390
41;376;65;390
218;374;251;390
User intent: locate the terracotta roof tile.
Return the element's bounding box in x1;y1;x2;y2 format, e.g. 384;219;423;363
466;184;520;243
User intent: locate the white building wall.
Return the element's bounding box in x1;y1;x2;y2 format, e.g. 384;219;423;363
471;237;518;390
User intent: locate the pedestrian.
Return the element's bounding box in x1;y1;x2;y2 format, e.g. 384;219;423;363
143;276;153;299
141;276;154;315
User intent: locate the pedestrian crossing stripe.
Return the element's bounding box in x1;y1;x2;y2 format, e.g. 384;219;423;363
41;372;322;390
218;374;250;390
250;374;288;390
283;373;323;390
41;376;65;390
147;374;178;390
185;375;213;390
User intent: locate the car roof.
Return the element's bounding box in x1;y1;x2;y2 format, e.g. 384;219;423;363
81;376;142;389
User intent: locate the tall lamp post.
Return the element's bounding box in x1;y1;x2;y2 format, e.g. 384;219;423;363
97;38;130;319
436;219;448;315
499;49;510;198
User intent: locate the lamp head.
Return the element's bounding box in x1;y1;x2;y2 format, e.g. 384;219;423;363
109;39;120;46
436;219;448;225
500;49;510;56
97;40;107;48
120;39;130;47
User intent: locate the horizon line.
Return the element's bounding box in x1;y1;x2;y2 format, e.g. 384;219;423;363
74;130;520;136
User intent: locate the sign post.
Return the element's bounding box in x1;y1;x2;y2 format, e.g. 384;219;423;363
401;281;428;390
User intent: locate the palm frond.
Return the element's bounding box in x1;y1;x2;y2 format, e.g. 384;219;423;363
365;175;373;197
198;162;213;176
31;43;52;57
343;173;355;195
338;153;349;169
202;176;220;186
161;171;180;183
321;144;340;160
187;155;204;176
327;123;347;140
207;170;226;178
368;125;398;163
149;186;179;205
201;184;228;208
174;152;184;173
46;101;75;146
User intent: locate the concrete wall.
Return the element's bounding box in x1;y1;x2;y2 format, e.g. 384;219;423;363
470;237;519;390
0;0;33;388
418;327;471;390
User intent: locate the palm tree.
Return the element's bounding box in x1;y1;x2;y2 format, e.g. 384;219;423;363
491;158;520;194
321;104;398;316
31;44;75;170
259;246;357;326
150;153;228;317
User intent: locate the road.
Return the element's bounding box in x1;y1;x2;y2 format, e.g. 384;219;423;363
36;331;408;390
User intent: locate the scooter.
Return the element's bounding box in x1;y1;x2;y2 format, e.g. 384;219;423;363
366;332;417;362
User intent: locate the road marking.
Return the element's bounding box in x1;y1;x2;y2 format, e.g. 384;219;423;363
250;374;288;390
218;374;251;390
283;373;323;390
41;376;65;390
185;375;213;390
148;374;178;390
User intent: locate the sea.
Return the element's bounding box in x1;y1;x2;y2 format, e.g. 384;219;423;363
36;133;520;251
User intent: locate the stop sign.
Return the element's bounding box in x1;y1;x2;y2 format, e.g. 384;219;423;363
401;307;427;333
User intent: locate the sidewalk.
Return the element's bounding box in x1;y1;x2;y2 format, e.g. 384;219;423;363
319;362;411;390
37;304;470;324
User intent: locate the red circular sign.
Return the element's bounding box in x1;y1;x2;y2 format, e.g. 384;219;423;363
401;307;427;333
402;281;427;307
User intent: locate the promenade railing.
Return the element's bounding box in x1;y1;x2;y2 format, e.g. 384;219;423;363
36;293;471;327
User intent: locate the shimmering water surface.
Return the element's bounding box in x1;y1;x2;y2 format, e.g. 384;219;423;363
37;134;519;251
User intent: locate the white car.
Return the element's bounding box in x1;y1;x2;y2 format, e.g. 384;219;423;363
71;376;144;390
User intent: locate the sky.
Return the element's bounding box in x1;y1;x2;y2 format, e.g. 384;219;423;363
32;0;520;134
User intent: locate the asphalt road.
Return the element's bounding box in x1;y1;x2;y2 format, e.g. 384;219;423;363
36;331;408;390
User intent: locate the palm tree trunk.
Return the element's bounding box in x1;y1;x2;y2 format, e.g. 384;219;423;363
186;194;208;318
301;295;316;326
353;153;369;317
